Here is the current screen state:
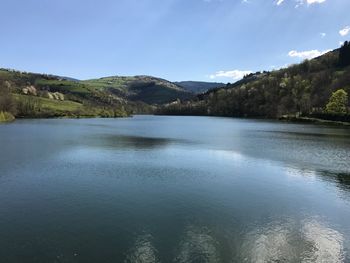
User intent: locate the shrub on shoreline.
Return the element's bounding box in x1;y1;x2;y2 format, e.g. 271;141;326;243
0;111;15;123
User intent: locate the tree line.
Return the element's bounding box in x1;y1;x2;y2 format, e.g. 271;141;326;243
157;43;350;122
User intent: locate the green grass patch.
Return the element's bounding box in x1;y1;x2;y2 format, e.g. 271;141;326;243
13;94;129;118
35;79;91;94
0;111;15;123
14;94;83;112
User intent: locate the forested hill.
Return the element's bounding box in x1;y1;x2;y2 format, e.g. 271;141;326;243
158;42;350;122
175;81;225;94
2;42;350;122
0;71;194;120
82;76;192;105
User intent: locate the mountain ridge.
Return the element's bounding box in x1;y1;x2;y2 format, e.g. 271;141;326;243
175;81;225;94
157;43;350;122
0;68;224;119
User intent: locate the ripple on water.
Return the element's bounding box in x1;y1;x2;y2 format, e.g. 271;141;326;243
124;234;160;263
239;218;345;262
174;226;220;263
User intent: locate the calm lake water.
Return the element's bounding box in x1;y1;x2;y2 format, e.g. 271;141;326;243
0;115;350;262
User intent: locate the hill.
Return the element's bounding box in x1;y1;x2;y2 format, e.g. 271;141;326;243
157;42;350;122
175;81;225;94
0;69;195;119
0;69;131;118
83;76;192;104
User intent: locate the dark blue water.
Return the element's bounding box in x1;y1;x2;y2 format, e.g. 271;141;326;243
0;116;350;262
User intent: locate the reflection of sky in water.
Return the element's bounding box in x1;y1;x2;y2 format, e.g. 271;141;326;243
284;167;317;180
175;226;220;263
241;218;344;263
125;234;159;263
302;219;344;262
125;227;220;263
125;218;345;262
1;117;350;263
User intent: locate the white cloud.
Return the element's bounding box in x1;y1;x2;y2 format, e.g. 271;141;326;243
320;32;326;38
306;0;326;4
295;0;303;8
288;49;331;59
339;26;350;37
276;0;285;5
209;70;253;80
295;0;326;8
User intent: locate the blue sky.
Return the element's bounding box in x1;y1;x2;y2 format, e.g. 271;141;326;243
1;0;349;82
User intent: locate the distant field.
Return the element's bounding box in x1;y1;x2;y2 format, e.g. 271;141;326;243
35;79;91;94
14;94;83;112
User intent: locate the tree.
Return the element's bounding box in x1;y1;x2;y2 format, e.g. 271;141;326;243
339;41;350;67
326;89;348;115
0;82;16;114
16;96;42;117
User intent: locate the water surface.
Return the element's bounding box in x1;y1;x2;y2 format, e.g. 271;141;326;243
0;115;350;262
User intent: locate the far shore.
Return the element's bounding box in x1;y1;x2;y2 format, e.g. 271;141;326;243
2;113;350;127
279;116;350;126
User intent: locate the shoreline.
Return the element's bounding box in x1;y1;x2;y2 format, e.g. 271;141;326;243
0;113;132;123
156;113;350;126
279;116;350;126
2;114;350;127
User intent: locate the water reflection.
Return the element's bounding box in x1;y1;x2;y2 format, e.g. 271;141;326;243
263;130;350;141
125;227;221;263
240;220;298;262
87;134;186;150
319;171;350;192
240;128;350;173
125;234;159;263
125;219;345;263
175;226;220;263
284;167;350;202
284;167;317;180
302;219;344;262
1;117;350;263
240;218;345;262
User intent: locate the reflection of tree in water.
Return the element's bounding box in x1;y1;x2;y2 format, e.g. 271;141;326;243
285;167;350;196
319;170;350;191
88;134;187;150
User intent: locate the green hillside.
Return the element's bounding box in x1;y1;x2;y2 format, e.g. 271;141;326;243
175;81;225;94
0;70;194;120
2;42;350;123
158;42;350;123
0;70;149;119
83;76;193;104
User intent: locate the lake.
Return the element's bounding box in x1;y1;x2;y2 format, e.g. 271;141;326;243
0;115;350;262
